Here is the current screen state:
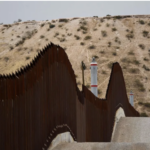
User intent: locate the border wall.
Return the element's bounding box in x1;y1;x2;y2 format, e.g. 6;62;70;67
0;43;139;150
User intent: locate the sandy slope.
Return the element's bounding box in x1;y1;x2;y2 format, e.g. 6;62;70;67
0;15;150;116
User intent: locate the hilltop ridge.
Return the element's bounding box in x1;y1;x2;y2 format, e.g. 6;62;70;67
0;15;150;116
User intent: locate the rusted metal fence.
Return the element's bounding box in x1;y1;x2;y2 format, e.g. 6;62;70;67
0;43;139;150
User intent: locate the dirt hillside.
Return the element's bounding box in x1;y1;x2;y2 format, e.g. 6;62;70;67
0;15;150;116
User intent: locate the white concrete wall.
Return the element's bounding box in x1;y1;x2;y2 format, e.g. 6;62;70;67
48;132;75;150
111;107;125;141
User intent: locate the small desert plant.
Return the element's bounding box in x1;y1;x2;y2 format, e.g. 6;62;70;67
112;28;117;32
67;33;72;36
93;28;97;31
132;60;140;65
138;101;143;105
77;81;81;85
54;32;59;37
128;51;134;55
74;35;80;40
9;46;14;50
129;68;139;74
126;29;129;32
121;58;130;63
115;37;119;42
143;57;149;61
80;26;88;31
45;38;48;41
4;57;9;62
26;56;30;60
86;84;90;88
15;40;24;46
100;18;104;22
40;23;45;27
147;22;150;26
107;62;113;69
143;102;150;108
139;44;145;50
126;33;134;39
49;24;55;28
98;89;102;95
84;35;91;40
140;112;148;117
101;30;107;37
59;19;68;22
26;26;28;28
80;42;85;45
108;42;111;47
88;45;95;49
58;24;63;28
77;28;80;31
139;20;145;25
59;38;65;42
40;35;45;39
106;23;110;27
93;55;99;59
100;50;105;54
102;70;106;74
134;79;145;92
143;65;150;71
114;16;122;19
112;52;117;56
142;30;149;37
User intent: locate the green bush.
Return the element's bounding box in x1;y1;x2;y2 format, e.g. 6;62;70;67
9;46;14;50
98;89;102;95
143;57;149;61
80;42;85;45
26;56;30;60
100;50;105;54
121;58;131;63
84;35;91;40
134;79;145;92
128;51;134;55
40;23;45;27
58;24;63;28
143;65;150;71
138;101;143;105
88;45;95;49
140;112;148;117
129;68;139;74
112;28;117;32
102;70;106;74
126;33;134;39
139;20;145;25
139;44;145;50
142;30;149;37
114;16;122;19
132;60;140;65
106;23;110;27
101;30;107;37
40;35;45;39
112;52;117;56
74;35;80;40
80;26;87;31
4;57;9;62
50;24;55;28
144;103;150;108
107;62;113;69
100;18;104;22
86;84;90;88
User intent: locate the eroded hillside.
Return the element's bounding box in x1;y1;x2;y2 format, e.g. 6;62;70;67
0;15;150;116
